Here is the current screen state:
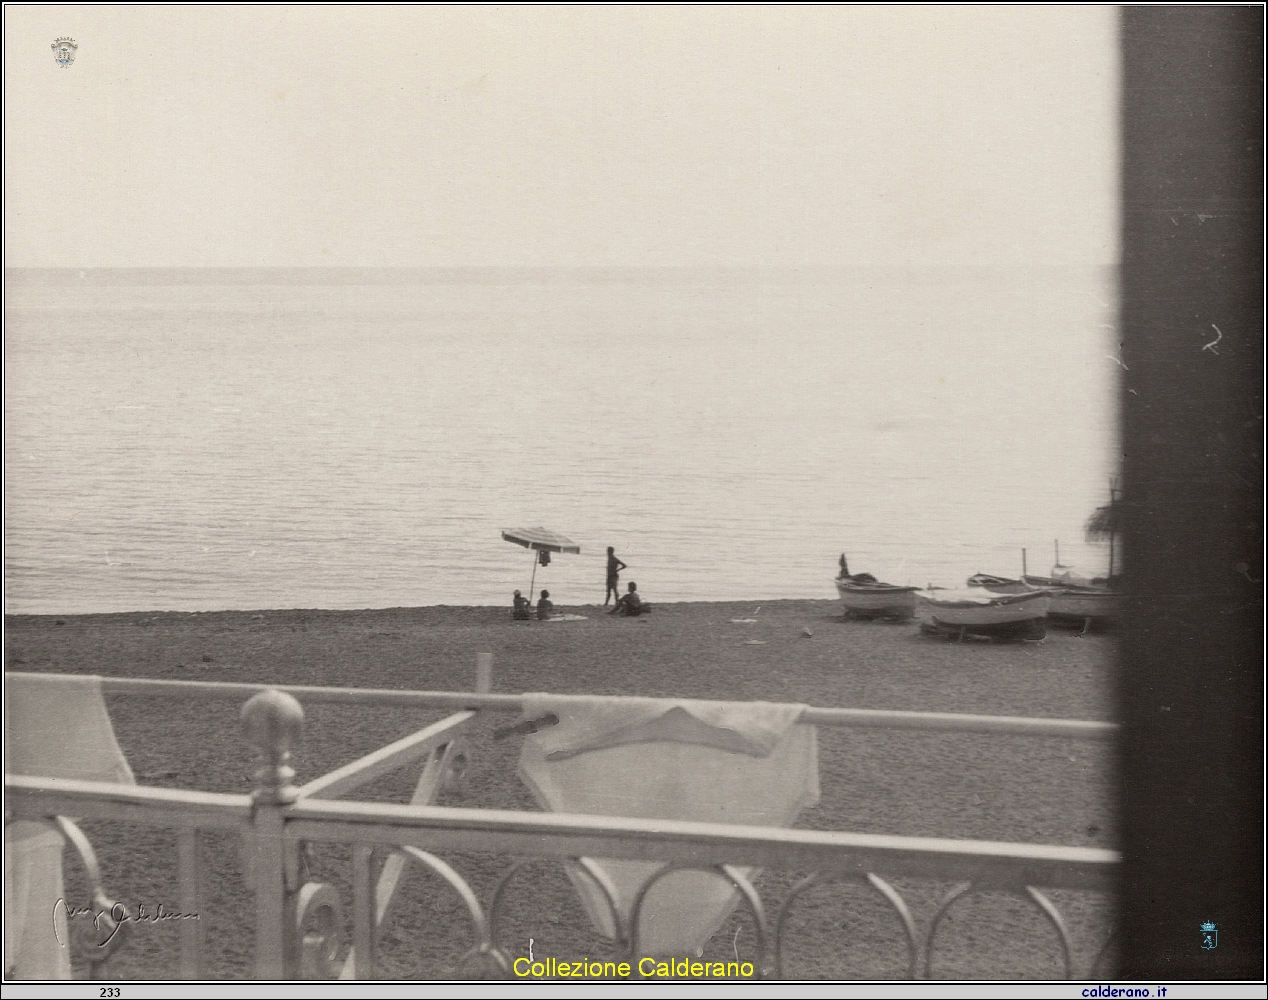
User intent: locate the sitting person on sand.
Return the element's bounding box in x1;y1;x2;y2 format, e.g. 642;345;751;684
611;581;650;616
536;589;554;620
512;589;532;620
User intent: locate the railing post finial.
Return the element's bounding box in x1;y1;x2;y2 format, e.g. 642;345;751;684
242;689;304;804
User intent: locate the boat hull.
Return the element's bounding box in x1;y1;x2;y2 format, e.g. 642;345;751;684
966;573;1032;594
917;590;1050;640
1047;588;1119;627
835;580;918;620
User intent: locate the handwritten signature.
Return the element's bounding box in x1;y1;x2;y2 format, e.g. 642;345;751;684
53;898;199;947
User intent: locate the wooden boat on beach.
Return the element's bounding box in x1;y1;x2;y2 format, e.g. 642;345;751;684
835;577;920;620
1046;582;1119;629
964;570;1120;631
834;553;918;620
916;587;1050;641
969;542;1118;631
966;572;1034;594
1042;539;1120;630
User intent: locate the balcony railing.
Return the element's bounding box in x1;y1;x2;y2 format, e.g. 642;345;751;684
4;667;1118;980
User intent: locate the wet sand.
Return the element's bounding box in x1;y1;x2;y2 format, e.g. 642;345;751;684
5;600;1117;980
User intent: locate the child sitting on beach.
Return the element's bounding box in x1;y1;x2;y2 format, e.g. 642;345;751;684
536;589;554;620
512;590;532;620
610;581;650;617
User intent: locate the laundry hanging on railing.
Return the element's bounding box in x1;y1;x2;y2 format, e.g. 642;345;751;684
5;674;136;979
516;694;819;957
6;674;135;785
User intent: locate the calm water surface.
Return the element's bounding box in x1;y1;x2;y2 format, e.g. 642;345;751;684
4;270;1117;614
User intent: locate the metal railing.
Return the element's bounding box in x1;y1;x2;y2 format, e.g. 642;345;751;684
4;665;1118;980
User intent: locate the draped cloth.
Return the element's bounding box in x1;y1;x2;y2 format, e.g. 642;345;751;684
5;674;135;978
516;694;818;956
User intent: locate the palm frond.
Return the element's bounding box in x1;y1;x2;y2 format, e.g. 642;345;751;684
1085;501;1121;541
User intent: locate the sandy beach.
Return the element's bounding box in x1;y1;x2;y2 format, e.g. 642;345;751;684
6;599;1116;980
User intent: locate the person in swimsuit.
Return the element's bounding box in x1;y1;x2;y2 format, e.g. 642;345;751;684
604;547;628;606
512;589;532;619
611;581;648;616
536;589;554;620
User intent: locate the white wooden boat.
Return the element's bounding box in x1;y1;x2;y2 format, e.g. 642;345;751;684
835;576;920;620
1043;537;1120;629
916;587;1050;640
1047;585;1119;628
966;573;1034;594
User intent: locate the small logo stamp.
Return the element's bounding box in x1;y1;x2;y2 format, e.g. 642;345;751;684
1200;920;1218;950
51;37;78;68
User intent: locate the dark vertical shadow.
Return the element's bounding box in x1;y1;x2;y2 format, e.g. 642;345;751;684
1119;7;1264;979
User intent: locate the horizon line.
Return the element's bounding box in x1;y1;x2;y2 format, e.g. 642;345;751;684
5;263;1116;287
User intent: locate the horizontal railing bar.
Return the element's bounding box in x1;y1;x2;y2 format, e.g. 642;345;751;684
80;675;525;710
286;800;1118;891
5;777;1118;889
5;775;251;828
799;707;1116;739
297;711;476;800
10;674;1116;739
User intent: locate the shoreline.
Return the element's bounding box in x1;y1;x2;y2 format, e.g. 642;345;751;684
2;595;821;628
4;597;827;626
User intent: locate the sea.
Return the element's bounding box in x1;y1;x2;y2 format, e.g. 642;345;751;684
4;268;1118;615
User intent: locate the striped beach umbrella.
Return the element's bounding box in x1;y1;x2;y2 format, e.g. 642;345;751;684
501;527;581;597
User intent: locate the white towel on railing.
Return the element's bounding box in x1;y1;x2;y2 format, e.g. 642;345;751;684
517;694;818;956
4;822;71;979
5;674;135;979
6;673;134;785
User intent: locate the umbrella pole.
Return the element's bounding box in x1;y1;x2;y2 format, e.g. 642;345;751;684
529;550;538;599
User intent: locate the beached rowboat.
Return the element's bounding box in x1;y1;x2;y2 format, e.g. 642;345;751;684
916;587;1050;640
835;577;920;620
1046;585;1119;628
968;567;1117;631
966;573;1034;594
1036;560;1120;629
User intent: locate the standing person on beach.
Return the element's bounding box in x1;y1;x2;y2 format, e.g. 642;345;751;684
604;547;627;606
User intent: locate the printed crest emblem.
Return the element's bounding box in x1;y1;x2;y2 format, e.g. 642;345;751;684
51;37;78;68
1200;920;1218;950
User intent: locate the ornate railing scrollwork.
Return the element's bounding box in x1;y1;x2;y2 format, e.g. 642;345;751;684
924;881;1076;980
52;816;133;978
923;879;975;979
1023;886;1075;978
393;846;510;978
627;863;772;979
571;857;632;952
489;857;628;974
774;871;920;979
291;881;343;979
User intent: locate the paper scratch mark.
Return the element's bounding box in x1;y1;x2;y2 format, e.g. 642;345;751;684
1106;354;1129;371
1203;324;1222;355
52;507;85;523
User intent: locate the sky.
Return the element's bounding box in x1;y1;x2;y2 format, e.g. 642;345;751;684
4;6;1118;269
